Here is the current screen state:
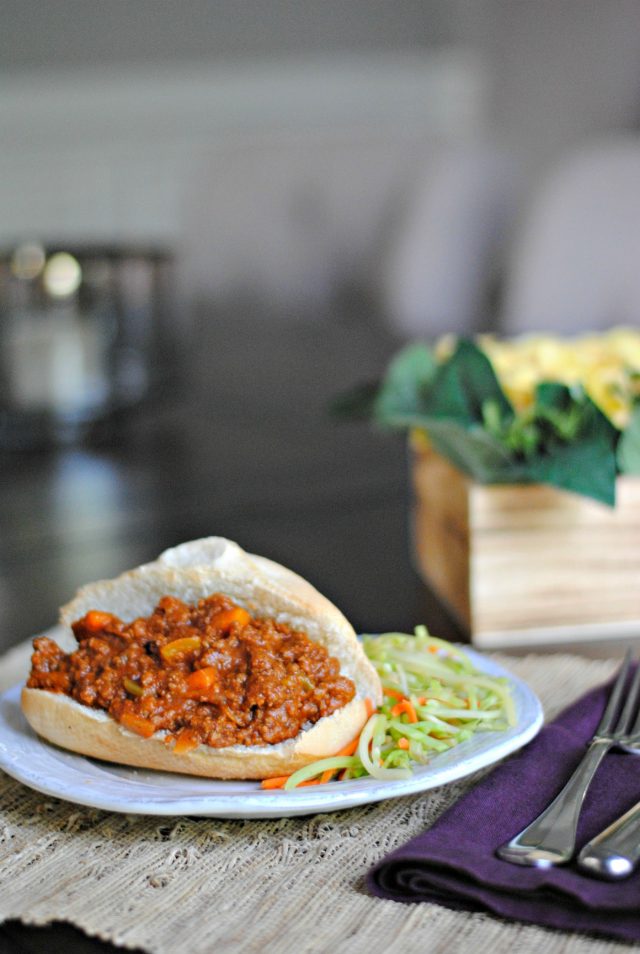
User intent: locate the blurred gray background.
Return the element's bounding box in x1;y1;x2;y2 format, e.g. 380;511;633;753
2;0;640;336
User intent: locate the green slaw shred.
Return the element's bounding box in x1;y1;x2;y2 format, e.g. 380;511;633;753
283;626;516;790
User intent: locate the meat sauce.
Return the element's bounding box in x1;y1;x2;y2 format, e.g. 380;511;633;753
27;594;356;750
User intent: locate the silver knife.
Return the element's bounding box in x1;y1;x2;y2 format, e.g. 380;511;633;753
578;801;640;879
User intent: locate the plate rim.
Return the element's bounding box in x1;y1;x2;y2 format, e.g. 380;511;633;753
0;647;543;818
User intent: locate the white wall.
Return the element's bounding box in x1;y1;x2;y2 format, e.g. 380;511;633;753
0;0;453;70
0;52;487;310
4;1;640;321
452;0;640;189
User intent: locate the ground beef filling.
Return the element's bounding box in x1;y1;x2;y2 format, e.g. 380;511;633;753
27;594;356;749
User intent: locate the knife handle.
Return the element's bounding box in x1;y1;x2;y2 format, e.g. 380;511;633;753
578;801;640;880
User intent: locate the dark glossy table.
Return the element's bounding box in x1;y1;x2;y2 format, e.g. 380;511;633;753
0;305;462;953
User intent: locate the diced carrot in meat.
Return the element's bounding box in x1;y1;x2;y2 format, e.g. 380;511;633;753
83;610;113;632
213;607;251;631
160;636;202;662
173;730;199;754
120;712;155;738
187;667;218;693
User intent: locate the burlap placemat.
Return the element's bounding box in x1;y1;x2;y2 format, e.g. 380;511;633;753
0;642;632;954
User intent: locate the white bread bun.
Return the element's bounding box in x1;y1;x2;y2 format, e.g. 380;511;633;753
21;537;382;779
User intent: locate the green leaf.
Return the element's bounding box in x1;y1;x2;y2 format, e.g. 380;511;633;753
526;437;617;505
526;398;618;506
384;412;518;484
372;341;520;483
423;420;521;484
534;382;583;441
423;340;513;424
618;406;640;474
535;381;574;410
373;343;437;421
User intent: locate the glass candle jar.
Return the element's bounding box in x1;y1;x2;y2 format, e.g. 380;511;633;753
0;243;174;447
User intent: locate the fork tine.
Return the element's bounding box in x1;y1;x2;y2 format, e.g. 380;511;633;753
617;659;640;737
596;649;632;735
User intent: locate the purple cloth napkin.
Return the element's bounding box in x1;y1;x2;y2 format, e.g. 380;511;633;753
367;675;640;941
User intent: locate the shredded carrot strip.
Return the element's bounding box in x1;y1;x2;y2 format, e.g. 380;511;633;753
390;699;418;723
260;736;360;789
382;687;407;702
260;776;289;790
397;737;410;750
335;736;360;757
259;703;378;790
284;769;337;788
365;697;376;717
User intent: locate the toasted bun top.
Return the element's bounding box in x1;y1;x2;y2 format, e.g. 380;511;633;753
59;537;382;703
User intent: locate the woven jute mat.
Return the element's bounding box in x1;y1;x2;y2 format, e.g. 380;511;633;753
0;642;631;954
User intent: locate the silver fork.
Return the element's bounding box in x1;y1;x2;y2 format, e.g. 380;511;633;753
497;650;640;868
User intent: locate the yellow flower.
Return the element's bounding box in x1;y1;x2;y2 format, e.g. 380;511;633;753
463;328;640;428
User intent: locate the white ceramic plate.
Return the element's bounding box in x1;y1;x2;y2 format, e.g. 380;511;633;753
0;647;542;818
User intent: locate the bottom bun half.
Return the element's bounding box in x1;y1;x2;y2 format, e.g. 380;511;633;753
21;688;371;780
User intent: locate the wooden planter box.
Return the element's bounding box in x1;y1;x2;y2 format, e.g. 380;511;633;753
411;446;640;649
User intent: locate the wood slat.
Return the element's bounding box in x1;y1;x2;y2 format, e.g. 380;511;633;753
411;448;640;647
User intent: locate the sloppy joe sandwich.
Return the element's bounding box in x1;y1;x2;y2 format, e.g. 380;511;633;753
21;538;382;779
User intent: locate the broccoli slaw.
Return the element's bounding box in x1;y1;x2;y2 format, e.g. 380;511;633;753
264;626;516;790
